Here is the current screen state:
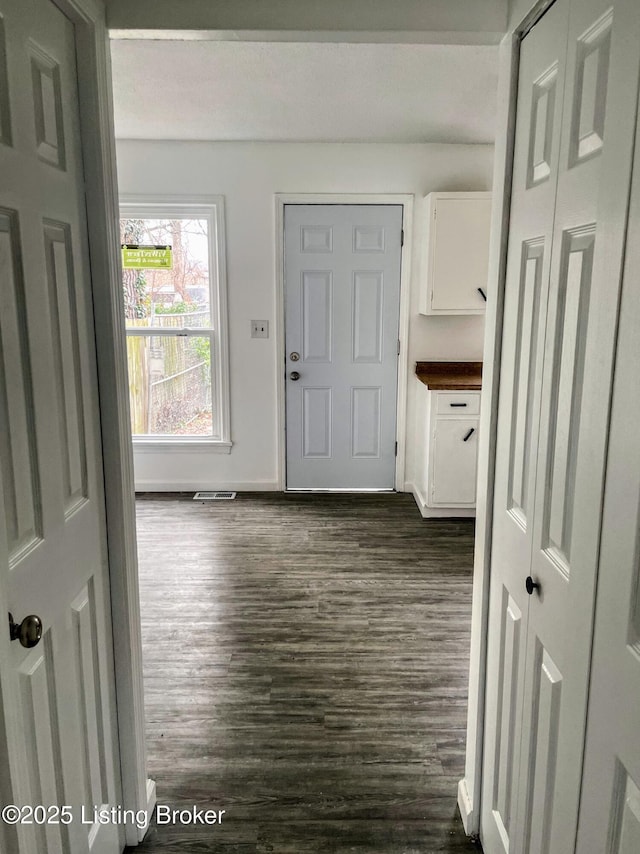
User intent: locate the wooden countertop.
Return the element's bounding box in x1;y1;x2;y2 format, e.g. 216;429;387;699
415;361;482;390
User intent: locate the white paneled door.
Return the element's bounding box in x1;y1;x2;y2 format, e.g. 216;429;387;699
481;0;640;851
284;205;403;490
575;83;640;854
0;1;121;853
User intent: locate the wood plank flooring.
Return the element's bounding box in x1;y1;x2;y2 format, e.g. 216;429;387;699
128;493;481;853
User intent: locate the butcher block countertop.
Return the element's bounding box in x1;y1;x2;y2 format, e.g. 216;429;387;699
415;361;483;391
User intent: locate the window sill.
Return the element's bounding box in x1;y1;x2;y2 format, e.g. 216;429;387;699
132;440;232;454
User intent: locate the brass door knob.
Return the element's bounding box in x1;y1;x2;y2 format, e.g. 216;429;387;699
8;613;43;648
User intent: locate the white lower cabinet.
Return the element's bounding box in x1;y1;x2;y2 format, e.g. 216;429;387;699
431;418;478;505
413;384;479;517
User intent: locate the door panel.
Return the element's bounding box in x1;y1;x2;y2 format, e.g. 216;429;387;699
30;42;66;170
351;272;383;364
519;643;562;854
0;211;42;560
520;0;640;849
575;56;640;852
350;387;381;458
490;590;522;848
507;239;543;526
301;271;332;362
285;204;402;490
0;1;121;852
302;387;332;458
540;226;594;567
569;10;611;165
19;641;67;854
481;2;569;846
527;64;557;187
610;768;640;854
44;220;89;513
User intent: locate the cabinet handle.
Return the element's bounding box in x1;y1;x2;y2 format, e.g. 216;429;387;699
478;287;487;301
463;428;475;442
450;402;468;408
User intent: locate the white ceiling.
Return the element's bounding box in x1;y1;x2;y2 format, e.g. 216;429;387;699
110;40;498;144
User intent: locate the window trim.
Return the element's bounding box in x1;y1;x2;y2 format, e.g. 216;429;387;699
119;195;231;448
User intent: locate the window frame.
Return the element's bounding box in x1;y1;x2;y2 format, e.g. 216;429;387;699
119;195;231;451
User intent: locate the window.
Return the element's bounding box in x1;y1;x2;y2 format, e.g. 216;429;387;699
120;197;230;450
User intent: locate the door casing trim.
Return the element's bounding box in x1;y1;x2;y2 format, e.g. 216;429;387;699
50;0;153;845
275;194;413;493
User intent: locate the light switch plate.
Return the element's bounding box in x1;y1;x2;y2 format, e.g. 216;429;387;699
251;320;269;338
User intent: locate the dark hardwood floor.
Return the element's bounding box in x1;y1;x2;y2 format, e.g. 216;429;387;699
128;493;481;853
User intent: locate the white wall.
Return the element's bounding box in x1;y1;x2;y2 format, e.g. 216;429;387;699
115;140;494;490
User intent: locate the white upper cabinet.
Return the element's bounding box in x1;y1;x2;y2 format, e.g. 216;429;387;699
419;192;492;315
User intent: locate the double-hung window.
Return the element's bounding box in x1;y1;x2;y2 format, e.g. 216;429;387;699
120;197;230;450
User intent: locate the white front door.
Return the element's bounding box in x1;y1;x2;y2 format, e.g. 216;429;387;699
481;0;640;851
575;79;640;854
284;204;403;490
0;1;121;852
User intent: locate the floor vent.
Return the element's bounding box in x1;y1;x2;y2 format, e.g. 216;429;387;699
193;491;237;501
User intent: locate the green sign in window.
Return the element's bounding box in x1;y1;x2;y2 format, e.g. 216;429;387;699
121;244;173;269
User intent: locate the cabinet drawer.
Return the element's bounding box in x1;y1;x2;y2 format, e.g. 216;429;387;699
435;392;480;415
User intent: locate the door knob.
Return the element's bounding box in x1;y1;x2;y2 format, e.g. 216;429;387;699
290;372;300;381
8;613;43;648
525;576;540;596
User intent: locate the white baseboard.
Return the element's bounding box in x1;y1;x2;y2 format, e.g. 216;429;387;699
407;481;428;514
134;480;280;493
457;777;476;836
407;482;476;519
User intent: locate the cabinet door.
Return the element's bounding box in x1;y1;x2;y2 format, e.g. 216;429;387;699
430;418;478;505
430;197;491;313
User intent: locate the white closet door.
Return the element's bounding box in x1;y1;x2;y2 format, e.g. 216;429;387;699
481;0;640;851
517;0;640;849
575;66;640;854
480;2;569;848
0;1;122;852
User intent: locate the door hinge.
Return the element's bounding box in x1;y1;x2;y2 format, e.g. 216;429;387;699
401;229;404;246
397;339;401;356
395;442;398;456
